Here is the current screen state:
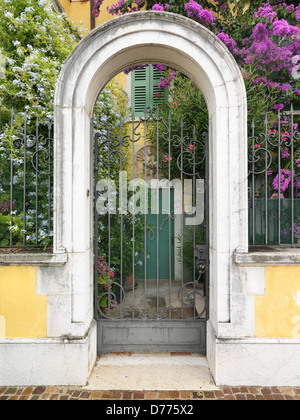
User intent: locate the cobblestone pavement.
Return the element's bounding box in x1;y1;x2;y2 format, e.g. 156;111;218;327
1;386;300;400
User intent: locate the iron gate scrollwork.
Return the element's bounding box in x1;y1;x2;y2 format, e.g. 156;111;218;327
94;107;209;353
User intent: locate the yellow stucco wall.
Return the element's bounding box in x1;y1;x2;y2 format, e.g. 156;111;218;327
59;0;145;31
59;1;127;87
59;0;91;31
0;267;47;338
256;266;300;339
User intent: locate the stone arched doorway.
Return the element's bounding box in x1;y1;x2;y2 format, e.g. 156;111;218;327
54;11;247;381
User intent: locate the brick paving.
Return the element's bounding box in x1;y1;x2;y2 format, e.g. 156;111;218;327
1;386;300;400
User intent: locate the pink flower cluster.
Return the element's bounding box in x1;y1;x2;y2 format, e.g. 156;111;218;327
92;0;104;18
253;3;277;22
158;70;176;90
106;0;143;16
152;3;172;12
272;169;292;193
186;144;195;152
163;155;172;163
217;32;239;55
273;19;300;38
184;0;215;26
296;5;300;22
240;20;299;74
271;169;300;198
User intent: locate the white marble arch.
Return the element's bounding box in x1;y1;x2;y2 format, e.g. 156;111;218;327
53;11;248;384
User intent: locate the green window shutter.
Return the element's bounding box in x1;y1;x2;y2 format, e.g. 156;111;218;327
132;66;167;117
132;67;149;117
152;68;168;108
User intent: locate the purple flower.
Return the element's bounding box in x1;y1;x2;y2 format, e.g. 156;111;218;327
158;71;176;89
185;1;215;26
273;19;300;37
253;4;277;22
273;169;292;192
281;147;290;159
296;5;300;22
217;32;239;55
152;64;165;72
152;3;164;11
271;193;284;199
93;0;104;18
273;104;284;111
280;83;292;92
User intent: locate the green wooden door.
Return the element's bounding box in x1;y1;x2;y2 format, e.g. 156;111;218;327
136;189;175;280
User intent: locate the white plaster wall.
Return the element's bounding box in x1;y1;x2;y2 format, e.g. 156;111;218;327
0;322;96;386
208;324;300;386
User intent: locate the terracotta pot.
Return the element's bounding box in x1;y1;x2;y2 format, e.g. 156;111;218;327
125;273;133;287
124;274;138;291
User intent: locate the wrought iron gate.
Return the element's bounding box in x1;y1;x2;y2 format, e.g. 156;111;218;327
94;108;209;354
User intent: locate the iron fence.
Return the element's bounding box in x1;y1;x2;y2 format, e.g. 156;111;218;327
248;105;300;247
94;107;209;321
0;106;53;248
1;105;300;250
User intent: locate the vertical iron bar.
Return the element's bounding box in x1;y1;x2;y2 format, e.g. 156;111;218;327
193;125;196;319
48;122;52;235
132;115;135;319
168;111;172;318
35;117;39;245
291;105;295;246
204;132;209;318
156;107;160;318
264;115;268;245
107;126;111;319
278;110;281;245
23;116;27;247
94;130;99;320
9;108;14;247
251;119;255;245
180;118;184;318
119;122;124;318
144;108;147;319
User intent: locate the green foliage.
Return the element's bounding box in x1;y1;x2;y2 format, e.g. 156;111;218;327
176;225;205;275
97;210;148;279
0;213;24;246
147;0;187;14
0;0;128;249
148;73;208;179
0;0;83;123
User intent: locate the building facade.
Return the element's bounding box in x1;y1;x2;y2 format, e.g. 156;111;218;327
0;1;300;387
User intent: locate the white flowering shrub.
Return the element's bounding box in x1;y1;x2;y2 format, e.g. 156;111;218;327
0;0;86;122
0;0;129;248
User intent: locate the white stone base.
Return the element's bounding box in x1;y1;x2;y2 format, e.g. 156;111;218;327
0;320;97;386
84;353;218;391
207;321;300;386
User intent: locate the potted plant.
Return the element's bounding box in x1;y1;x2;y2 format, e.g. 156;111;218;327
95;256;119;314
